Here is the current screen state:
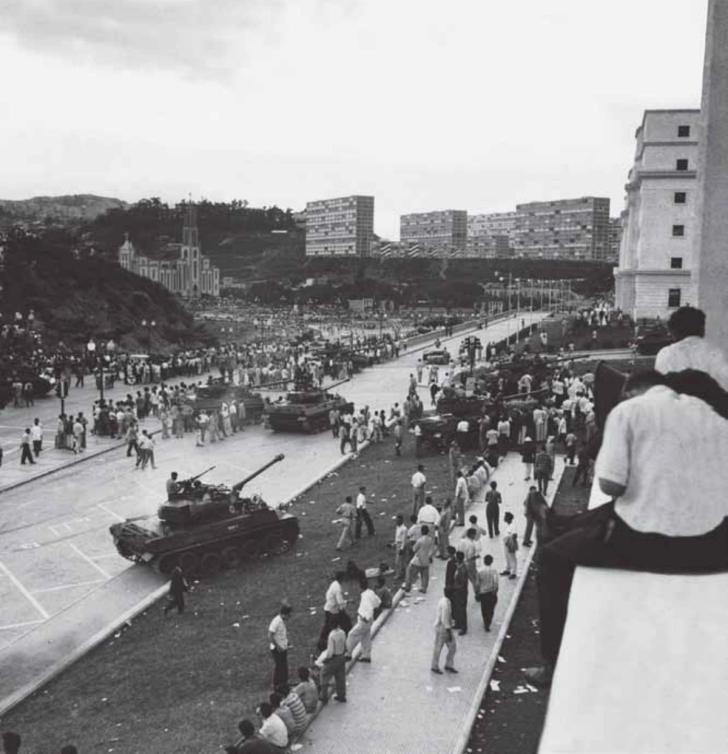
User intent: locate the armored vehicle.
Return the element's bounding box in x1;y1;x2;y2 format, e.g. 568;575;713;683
423;349;451;365
109;454;299;576
0;370;53;408
265;384;353;433
190;381;266;424
417;413;478;454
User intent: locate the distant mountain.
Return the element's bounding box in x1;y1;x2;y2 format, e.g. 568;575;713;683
0;194;129;226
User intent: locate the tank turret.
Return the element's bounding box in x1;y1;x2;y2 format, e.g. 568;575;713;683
109;454;298;576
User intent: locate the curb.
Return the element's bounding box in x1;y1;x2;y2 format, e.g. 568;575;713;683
450;462;566;754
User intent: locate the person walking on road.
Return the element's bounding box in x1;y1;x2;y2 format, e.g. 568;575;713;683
431;586;458;675
319;614;348;704
451;551;469;634
404;524;435;593
411;464;427;517
502;512;519;579
346;579;381;663
393;420;403;456
335;496;356;551
31;418;43;458
476;554;499;632
485;481;502;538
163;565;189;617
20;429;35;465
534;445;554;496
269;603;292;692
355;485;375;538
126;422;139;458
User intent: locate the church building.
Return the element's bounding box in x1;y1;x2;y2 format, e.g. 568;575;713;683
118;203;220;297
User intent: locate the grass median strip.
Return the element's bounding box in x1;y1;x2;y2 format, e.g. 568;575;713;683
1;433;457;754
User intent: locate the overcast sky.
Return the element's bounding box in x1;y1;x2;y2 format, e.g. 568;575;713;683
0;0;710;238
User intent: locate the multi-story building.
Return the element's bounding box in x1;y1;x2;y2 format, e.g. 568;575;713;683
118;203;220;297
614;109;699;319
512;196;611;261
305;195;374;257
400;210;467;250
606;217;623;263
468;211;518;241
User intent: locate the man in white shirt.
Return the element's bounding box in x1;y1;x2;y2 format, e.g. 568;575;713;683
431;586;458;674
355;485;374;538
257;701;289;749
268;604;292;692
30;418;43;458
655;306;728;391
346;579;381;662
411;464;427;517
318;571;351;651
417;496;439;528
596;371;728;539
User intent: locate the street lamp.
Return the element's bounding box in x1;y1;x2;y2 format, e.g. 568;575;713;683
140;318;156;344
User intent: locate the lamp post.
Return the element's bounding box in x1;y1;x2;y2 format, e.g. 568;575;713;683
140;318;156;346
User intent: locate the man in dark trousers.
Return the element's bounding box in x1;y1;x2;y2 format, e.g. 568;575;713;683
485;481;502;538
268;603;292;693
163;565;189;617
20;429;35;465
355;485;375;538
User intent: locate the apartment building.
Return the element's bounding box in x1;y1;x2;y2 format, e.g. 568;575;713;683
400;209;467;249
305;195;375;257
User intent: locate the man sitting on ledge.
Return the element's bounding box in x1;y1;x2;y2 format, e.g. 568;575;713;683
525;367;728;687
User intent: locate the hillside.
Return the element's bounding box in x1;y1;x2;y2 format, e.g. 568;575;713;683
0;229;213;351
0;194;129;226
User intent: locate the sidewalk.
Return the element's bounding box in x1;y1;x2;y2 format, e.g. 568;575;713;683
0;434;123;494
299;454;565;754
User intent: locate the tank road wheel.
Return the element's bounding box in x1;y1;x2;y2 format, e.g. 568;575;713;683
239;539;262;560
158;554;178;575
221;545;242;569
178;551;200;574
263;534;287;555
200;552;222;577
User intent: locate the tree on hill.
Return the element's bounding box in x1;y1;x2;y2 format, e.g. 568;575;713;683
0;228;213;350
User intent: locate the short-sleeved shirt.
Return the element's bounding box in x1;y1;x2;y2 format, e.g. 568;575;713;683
411;471;426;489
260;713;288;748
293;679;319;714
595;385;728;536
485;490;502;508
655;336;728;391
268;615;288;651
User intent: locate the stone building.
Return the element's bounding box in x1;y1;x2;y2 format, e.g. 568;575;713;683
614;109;699;319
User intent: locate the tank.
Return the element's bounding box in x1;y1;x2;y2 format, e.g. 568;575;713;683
108;454;299;576
264;383;353;433
423;348;451;365
0;369;53;408
189;381;266;424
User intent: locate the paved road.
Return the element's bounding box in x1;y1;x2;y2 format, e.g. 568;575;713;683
0;312;547;702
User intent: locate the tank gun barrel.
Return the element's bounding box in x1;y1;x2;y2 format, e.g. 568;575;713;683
232;453;285;493
184;466;216;484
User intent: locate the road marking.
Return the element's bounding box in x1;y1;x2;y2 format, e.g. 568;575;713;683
31;579;103;594
0;559;50;619
69;543;111;579
0;619;44;631
96;502;125;522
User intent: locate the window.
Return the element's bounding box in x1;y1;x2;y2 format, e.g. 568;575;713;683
672;224;685;237
674;191;687;204
670;257;683;269
676;158;689;171
668;288;682;308
677;125;691;138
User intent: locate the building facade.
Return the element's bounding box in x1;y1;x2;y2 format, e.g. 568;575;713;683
118;203;220;297
305;195;374;257
468;211;518;240
614;109;699;319
511;196;611;260
400;210;467;250
607;217;623;263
